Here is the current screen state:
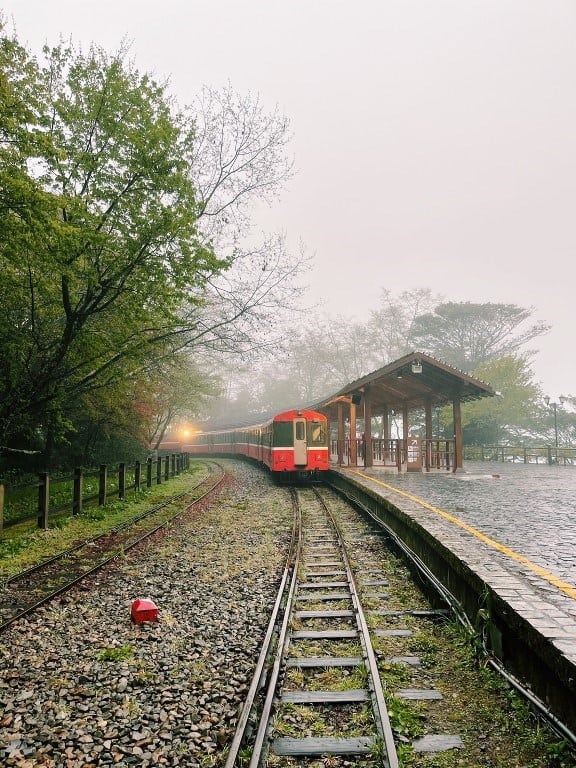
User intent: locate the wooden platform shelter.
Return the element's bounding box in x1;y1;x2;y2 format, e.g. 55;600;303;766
315;352;495;471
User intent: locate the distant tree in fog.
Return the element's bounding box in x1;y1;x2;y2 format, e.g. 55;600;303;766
366;288;440;367
278;318;372;404
408;302;550;372
144;357;221;450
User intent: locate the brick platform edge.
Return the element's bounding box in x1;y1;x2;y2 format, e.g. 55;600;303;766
327;469;576;737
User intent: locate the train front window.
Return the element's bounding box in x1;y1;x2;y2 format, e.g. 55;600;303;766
310;422;326;444
295;421;306;441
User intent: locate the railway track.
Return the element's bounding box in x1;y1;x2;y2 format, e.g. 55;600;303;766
0;461;226;632
225;484;467;766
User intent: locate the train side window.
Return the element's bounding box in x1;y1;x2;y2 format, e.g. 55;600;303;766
310;422;325;444
295;421;306;441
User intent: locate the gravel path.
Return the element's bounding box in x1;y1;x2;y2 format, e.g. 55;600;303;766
0;461;292;768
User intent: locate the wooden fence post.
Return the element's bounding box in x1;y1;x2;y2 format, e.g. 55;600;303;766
147;458;153;488
73;467;83;516
156;457;162;485
164;456;170;481
0;483;4;531
99;465;107;506
171;454;176;478
37;472;49;529
135;461;141;492
118;463;126;499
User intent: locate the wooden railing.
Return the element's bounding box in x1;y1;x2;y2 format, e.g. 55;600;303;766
423;439;456;471
464;445;576;466
331;437;456;471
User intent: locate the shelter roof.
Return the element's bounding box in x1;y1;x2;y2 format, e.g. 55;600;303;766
314;351;495;417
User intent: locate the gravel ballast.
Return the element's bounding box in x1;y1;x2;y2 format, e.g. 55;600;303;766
0;461;292;768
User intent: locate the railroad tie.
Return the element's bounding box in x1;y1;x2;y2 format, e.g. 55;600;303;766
397;688;443;700
273;736;374;756
286;656;363;668
290;629;358;640
294;610;355;619
281;689;369;704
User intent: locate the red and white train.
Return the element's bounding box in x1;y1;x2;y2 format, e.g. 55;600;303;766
163;408;330;480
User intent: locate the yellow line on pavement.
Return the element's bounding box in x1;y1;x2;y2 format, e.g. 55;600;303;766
350;469;576;601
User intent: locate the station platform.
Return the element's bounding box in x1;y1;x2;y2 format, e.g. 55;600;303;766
328;465;576;739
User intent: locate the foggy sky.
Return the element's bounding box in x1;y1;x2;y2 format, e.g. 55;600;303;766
3;0;575;397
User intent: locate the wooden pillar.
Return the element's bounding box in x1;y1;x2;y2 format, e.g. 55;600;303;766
119;462;126;499
382;409;389;439
349;401;358;466
453;396;463;471
424;401;433;471
98;465;107;506
37;472;49;529
401;404;409;470
363;391;373;468
337;403;344;466
73;467;83;515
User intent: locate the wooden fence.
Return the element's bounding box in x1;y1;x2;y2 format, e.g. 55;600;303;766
0;453;189;532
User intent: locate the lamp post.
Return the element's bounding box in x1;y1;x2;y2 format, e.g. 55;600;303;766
544;396;559;450
544;396;566;462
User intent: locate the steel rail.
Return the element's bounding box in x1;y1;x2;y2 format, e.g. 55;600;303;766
247;494;303;768
315;487;399;768
223;489;301;768
226;485;400;766
5;493;190;586
0;465;226;633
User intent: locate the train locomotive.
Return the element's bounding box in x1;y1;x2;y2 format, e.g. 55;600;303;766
181;408;330;479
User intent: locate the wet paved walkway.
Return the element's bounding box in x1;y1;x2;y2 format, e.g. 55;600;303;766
340;460;576;616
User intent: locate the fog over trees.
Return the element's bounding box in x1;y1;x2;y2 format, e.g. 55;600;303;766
210;289;573;448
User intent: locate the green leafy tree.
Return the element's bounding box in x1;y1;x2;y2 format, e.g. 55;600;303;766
461;356;543;444
0;28;303;464
0;34;224;451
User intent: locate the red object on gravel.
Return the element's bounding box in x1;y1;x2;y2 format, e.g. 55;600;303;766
131;598;159;623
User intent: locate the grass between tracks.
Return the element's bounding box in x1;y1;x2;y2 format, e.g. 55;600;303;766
0;463;207;578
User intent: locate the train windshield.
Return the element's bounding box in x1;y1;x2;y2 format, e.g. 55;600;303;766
309;421;326;445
